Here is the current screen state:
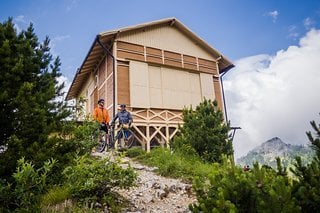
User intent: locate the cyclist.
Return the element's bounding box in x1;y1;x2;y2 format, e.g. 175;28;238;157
111;104;133;146
93;98;110;134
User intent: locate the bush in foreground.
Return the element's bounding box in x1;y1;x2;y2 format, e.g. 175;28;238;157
171;99;233;163
62;154;137;212
190;159;300;212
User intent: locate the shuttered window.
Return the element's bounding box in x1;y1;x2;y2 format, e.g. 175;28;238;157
129;61;215;109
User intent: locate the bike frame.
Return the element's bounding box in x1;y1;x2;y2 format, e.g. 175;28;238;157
109;124;135;149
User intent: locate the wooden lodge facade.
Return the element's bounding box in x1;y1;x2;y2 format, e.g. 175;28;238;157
66;18;234;151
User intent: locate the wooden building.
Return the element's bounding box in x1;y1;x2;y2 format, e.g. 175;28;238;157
66;17;234;151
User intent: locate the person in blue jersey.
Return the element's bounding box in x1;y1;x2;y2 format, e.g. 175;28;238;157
111;104;133;145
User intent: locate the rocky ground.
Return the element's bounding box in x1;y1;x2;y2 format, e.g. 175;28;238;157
92;151;197;213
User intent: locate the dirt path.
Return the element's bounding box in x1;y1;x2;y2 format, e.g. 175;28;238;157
93;151;197;213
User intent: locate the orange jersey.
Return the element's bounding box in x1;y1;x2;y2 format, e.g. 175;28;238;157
93;106;110;123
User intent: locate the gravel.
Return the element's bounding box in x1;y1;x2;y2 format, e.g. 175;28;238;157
92;151;197;213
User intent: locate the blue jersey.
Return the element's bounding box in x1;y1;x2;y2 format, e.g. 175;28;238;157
112;110;133;125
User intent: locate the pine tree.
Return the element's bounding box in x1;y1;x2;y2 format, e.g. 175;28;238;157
0;18;69;177
172;99;233;163
291;114;320;212
190;160;300;212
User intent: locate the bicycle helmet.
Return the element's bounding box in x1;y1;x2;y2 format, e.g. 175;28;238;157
98;98;105;104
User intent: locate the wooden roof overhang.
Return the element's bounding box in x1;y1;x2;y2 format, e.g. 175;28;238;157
66;17;234;100
66;34;113;100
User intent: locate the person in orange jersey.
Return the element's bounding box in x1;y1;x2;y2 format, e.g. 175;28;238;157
93;98;110;133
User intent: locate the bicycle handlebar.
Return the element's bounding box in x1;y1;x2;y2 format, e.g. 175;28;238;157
110;123;131;128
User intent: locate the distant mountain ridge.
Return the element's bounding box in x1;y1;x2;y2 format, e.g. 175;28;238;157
236;137;314;169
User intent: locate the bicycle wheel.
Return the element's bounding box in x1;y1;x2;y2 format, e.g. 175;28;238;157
108;129;115;150
114;129;126;151
125;129;137;148
96;130;106;152
113;138;121;151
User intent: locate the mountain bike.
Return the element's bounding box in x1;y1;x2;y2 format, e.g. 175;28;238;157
110;124;138;150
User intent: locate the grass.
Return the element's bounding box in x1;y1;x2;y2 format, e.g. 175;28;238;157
126;147;217;182
40;186;72;212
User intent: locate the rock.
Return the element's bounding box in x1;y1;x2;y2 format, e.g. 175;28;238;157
133;165;145;170
94;202;102;208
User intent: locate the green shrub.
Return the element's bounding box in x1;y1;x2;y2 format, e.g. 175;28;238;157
126;147;146;158
0;158;57;212
0;179;13;212
72;121;100;154
29;121;99;185
62;154;137;211
190;160;300;212
171;99;232;163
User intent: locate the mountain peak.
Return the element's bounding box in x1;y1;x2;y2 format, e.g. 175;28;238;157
237;137;314;168
252;137;287;153
268;136;281;142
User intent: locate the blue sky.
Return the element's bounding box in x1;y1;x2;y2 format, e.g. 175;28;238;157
1;0;320;159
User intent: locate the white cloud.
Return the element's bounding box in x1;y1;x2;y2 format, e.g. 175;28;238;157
13;15;27;33
53;35;71;42
265;10;279;23
287;25;300;40
56;75;71;102
49;35;71;57
304;17;315;30
224;29;320;160
14;15;27;23
66;0;79;11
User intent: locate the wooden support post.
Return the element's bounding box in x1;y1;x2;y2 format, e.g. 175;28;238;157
166;125;170;148
146;125;150;152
